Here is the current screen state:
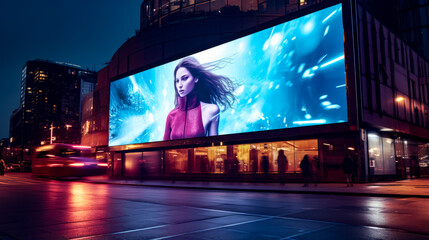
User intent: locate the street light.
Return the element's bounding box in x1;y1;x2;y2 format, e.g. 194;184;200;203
49;123;55;144
395;96;404;102
49;123;72;144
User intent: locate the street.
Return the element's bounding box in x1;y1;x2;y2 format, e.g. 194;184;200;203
0;173;428;240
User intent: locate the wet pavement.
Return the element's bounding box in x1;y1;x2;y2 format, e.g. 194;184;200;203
81;175;429;198
0;173;428;240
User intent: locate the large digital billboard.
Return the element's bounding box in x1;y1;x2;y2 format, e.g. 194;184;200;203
109;3;347;146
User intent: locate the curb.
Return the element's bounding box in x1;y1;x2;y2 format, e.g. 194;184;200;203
79;180;429;199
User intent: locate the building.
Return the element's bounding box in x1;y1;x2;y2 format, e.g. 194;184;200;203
81;66;110;161
87;0;428;182
359;0;429;62
10;60;97;160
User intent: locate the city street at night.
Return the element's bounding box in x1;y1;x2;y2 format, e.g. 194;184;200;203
0;173;428;240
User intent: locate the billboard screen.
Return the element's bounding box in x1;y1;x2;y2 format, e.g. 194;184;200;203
109;3;347;146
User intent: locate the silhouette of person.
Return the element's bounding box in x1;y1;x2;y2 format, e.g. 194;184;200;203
231;153;239;174
300;155;313;187
0;159;5;176
262;154;269;175
277;150;288;174
250;148;258;173
342;153;356;187
277;150;288;184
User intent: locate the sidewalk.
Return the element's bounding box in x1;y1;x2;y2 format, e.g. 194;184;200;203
81;175;429;198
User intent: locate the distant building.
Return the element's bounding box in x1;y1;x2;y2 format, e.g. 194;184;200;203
81;66;110;157
10;60;97;157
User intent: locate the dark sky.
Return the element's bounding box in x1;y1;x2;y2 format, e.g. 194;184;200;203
0;0;141;139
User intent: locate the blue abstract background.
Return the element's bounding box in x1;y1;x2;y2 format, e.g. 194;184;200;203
109;3;347;146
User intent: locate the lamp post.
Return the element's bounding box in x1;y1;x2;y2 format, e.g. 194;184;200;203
49;123;54;144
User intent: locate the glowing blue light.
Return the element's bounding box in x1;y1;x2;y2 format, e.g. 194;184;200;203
291;36;296;40
298;63;305;73
319;95;328;100
293;119;327;125
303;69;315;78
325;104;341;109
324;26;330;37
270;33;283;47
263;40;269;51
318;54;327;63
305;113;312;119
336;84;346;88
312;66;319;71
320;55;345;68
302;19;315;34
130;76;139;93
322;10;337;23
321;101;331;106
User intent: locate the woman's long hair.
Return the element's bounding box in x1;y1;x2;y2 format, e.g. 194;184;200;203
174;57;237;111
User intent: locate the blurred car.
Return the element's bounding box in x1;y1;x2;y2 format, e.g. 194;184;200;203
6;163;21;172
32;144;107;178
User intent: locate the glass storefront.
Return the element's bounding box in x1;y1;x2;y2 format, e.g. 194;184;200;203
111;132;427;182
368;134;396;175
164;139;319;174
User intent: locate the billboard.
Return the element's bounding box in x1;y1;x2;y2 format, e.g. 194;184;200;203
109;3;347;146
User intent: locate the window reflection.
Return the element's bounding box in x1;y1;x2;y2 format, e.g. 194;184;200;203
165;148;189;173
368;134;396;175
165;139;318;174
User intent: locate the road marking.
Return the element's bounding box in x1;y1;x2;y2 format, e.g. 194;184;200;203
151;217;274;240
69;224;169;240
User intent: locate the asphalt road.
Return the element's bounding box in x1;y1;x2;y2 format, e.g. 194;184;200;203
0;173;428;240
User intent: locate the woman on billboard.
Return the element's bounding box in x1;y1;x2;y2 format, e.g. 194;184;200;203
163;57;236;140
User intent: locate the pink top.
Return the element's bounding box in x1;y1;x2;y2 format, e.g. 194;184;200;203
163;90;205;140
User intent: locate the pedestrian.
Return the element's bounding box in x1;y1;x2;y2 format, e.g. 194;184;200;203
277;150;288;184
277;150;288;174
342;153;355;187
300;155;313;187
0;159;5;176
231;153;239;175
262;154;269;175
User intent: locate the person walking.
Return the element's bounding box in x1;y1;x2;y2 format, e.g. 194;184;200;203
277;150;288;184
300;155;313;187
342;153;355;187
0;159;6;176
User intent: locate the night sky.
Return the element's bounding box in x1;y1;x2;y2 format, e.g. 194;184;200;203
0;0;141;139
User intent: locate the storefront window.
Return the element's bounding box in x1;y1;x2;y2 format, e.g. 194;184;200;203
368;134;382;174
165;149;188;173
166;139;318;175
191;146;227;173
124;152;143;177
368;134;396;175
382;138;396;174
208;146;227;173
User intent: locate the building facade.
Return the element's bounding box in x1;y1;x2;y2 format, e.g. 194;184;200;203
10;60;97;161
87;0;428;182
